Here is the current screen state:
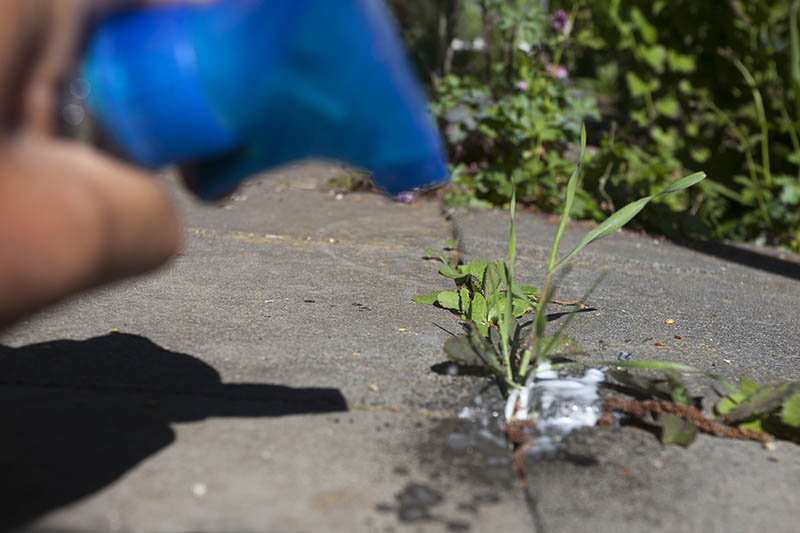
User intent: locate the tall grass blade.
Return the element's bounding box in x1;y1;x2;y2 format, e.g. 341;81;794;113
548;125;587;272
508;183;517;275
552;172;706;271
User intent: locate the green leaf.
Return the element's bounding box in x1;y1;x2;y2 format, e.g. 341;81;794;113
412;290;442;305
740;378;762;395
739;418;766;432
660;414;697;446
655;96;679;119
508;185;516;273
460;287;470;313
437;291;461;311
668;50;696;73
470;292;488;323
468;259;489;285
517;284;539;296
444;239;456;250
781;393;800;427
638;44;667;71
603;360;699;373
663;369;690;406
716;392;746;415
724;383;798;423
549;125;587;272
439;264;468;280
424;248;448;265
626;72;659;98
552;172;706;271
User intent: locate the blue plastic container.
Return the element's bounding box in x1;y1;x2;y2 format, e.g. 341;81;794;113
81;0;448;199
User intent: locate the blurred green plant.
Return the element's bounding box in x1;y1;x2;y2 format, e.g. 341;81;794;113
391;0;601;217
391;0;800;250
555;0;800;249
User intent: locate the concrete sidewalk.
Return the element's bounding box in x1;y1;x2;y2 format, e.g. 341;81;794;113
1;163;798;532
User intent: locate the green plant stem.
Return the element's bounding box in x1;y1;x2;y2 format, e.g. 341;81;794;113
517;270;553;379
723;50;772;187
704;95;772;227
776;94;800;180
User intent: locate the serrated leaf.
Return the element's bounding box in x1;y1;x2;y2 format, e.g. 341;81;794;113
468;260;489;284
460;287;470;313
412;290;442;305
470;293;488;323
781;393;800;427
437;291;461;311
660;414;697;446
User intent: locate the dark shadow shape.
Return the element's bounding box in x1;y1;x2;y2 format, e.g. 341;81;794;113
684;240;800;282
545;307;597;323
430;361;494;378
0;333;347;531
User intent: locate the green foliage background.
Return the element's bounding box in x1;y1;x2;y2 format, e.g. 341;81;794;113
389;0;800;250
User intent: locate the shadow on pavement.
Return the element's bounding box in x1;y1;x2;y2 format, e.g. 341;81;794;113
0;333;347;531
686;241;800;281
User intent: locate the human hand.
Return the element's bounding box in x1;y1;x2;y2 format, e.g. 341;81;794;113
0;1;207;328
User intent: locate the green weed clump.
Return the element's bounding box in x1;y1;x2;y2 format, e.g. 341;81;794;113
415;126;704;388
414;125;800;446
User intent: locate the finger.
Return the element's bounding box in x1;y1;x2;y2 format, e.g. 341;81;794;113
23;0;91;136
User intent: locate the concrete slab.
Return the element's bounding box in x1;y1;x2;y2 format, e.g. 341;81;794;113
452;206;800;533
0;165;533;532
2;163;799;532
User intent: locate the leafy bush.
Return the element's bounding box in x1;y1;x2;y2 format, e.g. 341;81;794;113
391;0;800;249
391;0;602;217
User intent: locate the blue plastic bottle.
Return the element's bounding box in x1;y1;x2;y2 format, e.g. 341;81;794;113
81;0;448;199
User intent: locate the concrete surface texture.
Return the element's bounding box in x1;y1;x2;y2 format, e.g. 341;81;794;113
1;163;798;532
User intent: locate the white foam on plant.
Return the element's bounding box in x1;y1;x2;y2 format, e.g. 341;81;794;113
506;362;605;456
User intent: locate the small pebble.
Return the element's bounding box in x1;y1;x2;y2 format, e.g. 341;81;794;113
191;483;207;497
618;351;631;361
368;383;379;392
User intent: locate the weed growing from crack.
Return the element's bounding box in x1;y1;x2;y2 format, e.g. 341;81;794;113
414;124;800;446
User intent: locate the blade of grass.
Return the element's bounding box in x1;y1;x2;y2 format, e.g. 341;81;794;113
552;172;706;271
548;125;587;272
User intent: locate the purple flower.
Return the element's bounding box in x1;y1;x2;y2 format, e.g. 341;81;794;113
550;9;569;33
546;63;568;80
395;191;417;205
517;80;529;91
